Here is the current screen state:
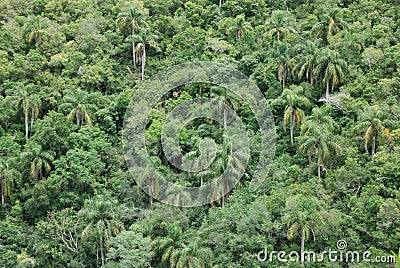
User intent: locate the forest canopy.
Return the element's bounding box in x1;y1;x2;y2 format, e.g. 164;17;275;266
0;0;399;267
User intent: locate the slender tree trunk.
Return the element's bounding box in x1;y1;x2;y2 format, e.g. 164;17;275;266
277;31;280;42
290;110;295;144
326;82;330;99
219;0;222;9
318;163;321;178
282;64;286;89
31;107;35;133
301;230;305;263
316;147;321;178
1;179;4;206
132;23;136;69
25;113;29;139
365;141;369;154
372;134;376;155
76;110;80;126
141;44;146;80
311;64;315;86
148;177;153;207
99;236;104;266
223;97;227;129
96;242;99;268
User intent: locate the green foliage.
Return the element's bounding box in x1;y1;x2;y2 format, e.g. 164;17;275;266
0;0;398;267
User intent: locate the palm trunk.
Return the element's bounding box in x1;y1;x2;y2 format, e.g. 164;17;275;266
372;135;376;155
1;179;4;206
318;163;321;178
316;147;321;178
132;23;136;69
99;236;104;266
96;244;99;268
141;44;146;80
301;230;305;263
76;110;80;126
282;64;286;89
326;82;330;99
223;98;227;129
311;64;315;86
31;107;35;133
290;110;295;144
25;112;29;139
148;177;153;207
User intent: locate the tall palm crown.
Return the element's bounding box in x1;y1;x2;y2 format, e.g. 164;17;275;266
311;7;348;43
299;106;341;178
170;239;213;268
227;14;252;41
117;5;144;69
22;142;55;179
267;41;293;90
353;104;392;155
314;48;347;99
24;15;50;44
6;85;41;138
271;85;311;144
135;28;160;80
263;10;296;43
283;195;322;263
0;158;20;206
79;195;124;266
59;89;97;127
292;39;320;85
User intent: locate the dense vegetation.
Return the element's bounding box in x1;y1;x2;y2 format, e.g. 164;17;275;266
0;0;399;267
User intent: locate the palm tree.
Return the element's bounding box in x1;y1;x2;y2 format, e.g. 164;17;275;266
29;93;41;134
6;86;41;139
271;85;311;144
117;6;143;69
311;7;348;43
283;195;322;263
0;158;20;206
268;41;293;90
59;89;97;127
299;107;341;178
263;10;296;42
135;28;160;80
353;105;391;155
314;48;347;99
22;142;55;179
16;248;35;268
292;40;319;86
79;195;125;267
152;223;183;264
170;240;213;268
24;15;50;44
227;14;252;41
